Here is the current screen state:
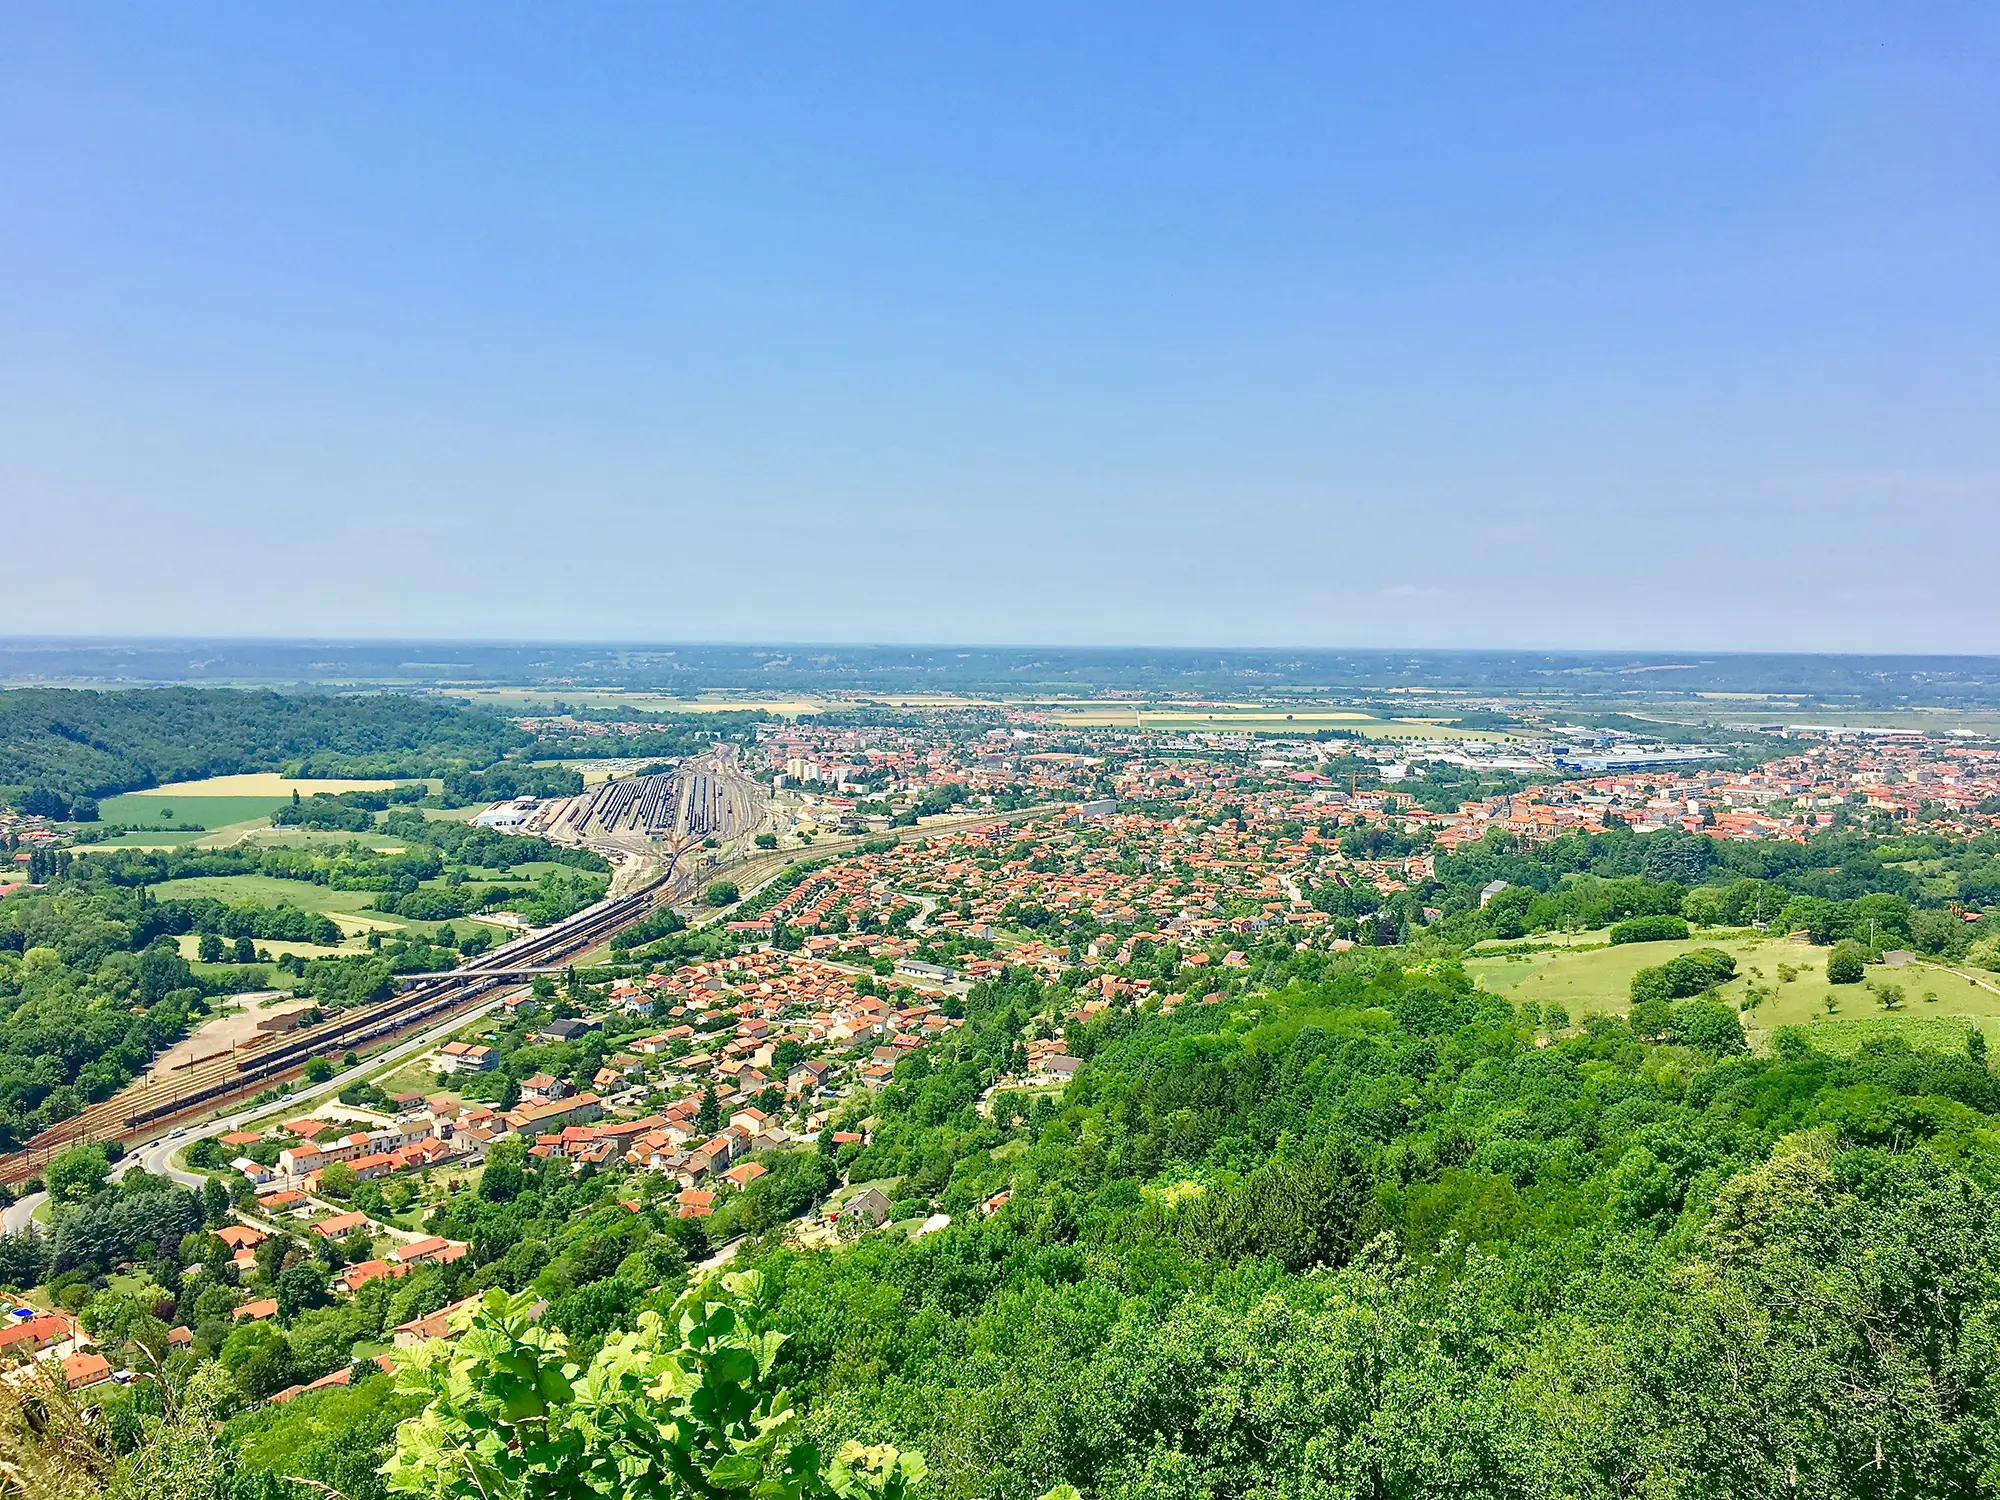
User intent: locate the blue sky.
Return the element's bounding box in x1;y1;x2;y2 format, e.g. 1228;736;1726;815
2;5;1996;650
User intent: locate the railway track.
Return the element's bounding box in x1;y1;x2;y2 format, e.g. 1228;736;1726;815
0;786;1026;1186
553;749;760;847
565;769;688;839
0;865;686;1185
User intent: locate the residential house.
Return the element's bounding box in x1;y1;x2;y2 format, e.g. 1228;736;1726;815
357;1150;406;1180
839;1186;891;1230
389;1236;468;1267
436;1041;499;1074
0;1312;81;1362
336;1259;406;1294
393;1295;480;1349
519;1073;571;1103
268;1354;396;1404
61;1351;114;1391
275;1141;323;1177
503;1091;603;1133
311;1210;374;1240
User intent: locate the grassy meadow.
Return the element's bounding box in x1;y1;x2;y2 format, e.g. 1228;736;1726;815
97;792;295;826
1467;929;2000;1054
81;775;463;850
147;874;409;933
145;862;572;942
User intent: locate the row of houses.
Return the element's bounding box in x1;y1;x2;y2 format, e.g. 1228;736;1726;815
524;1098;810;1206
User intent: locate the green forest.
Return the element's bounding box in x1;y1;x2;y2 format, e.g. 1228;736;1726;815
0;688;530;803
525;707;776;762
0;816;609;1146
14;952;2000;1499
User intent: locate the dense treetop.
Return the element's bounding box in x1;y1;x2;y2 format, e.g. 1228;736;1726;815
0;688;528;799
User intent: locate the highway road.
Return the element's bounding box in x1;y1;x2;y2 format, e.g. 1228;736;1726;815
1;1189;39;1235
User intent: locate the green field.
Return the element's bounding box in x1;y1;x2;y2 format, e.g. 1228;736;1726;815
457;860;579;881
375;1055;458;1098
81;827;247;849
148;874;413;932
1781;1014;1995;1057
79;790;493;851
85;789;298;849
1742;961;2000;1050
1468;930;2000;1054
420;804;490;823
83;792;290;852
145;868;556;939
97;792;296;827
1466;929;1769;1012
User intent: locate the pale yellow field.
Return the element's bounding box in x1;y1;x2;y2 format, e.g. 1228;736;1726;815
853;695;1270;710
1053;708;1380;728
140;772;412;797
1362;723;1521;742
1047;709;1518;741
328;911;410;934
862;696;1045;709
460;689;823;716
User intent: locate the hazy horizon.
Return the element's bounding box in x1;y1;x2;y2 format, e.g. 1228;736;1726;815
11;638;2000;710
15;633;2000;659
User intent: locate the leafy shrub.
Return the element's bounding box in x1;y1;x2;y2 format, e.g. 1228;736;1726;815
1670;1000;1749;1056
381;1276;924;1500
1827;944;1867;984
376;887;475;922
1171;1141;1370;1273
609;907;687;952
1611;914;1691;945
1630;948;1737;1005
273;796;375;832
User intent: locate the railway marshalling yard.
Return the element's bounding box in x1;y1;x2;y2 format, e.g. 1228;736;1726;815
529;746;773;894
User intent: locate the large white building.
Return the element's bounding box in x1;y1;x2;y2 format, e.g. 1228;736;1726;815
475;799;538;829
